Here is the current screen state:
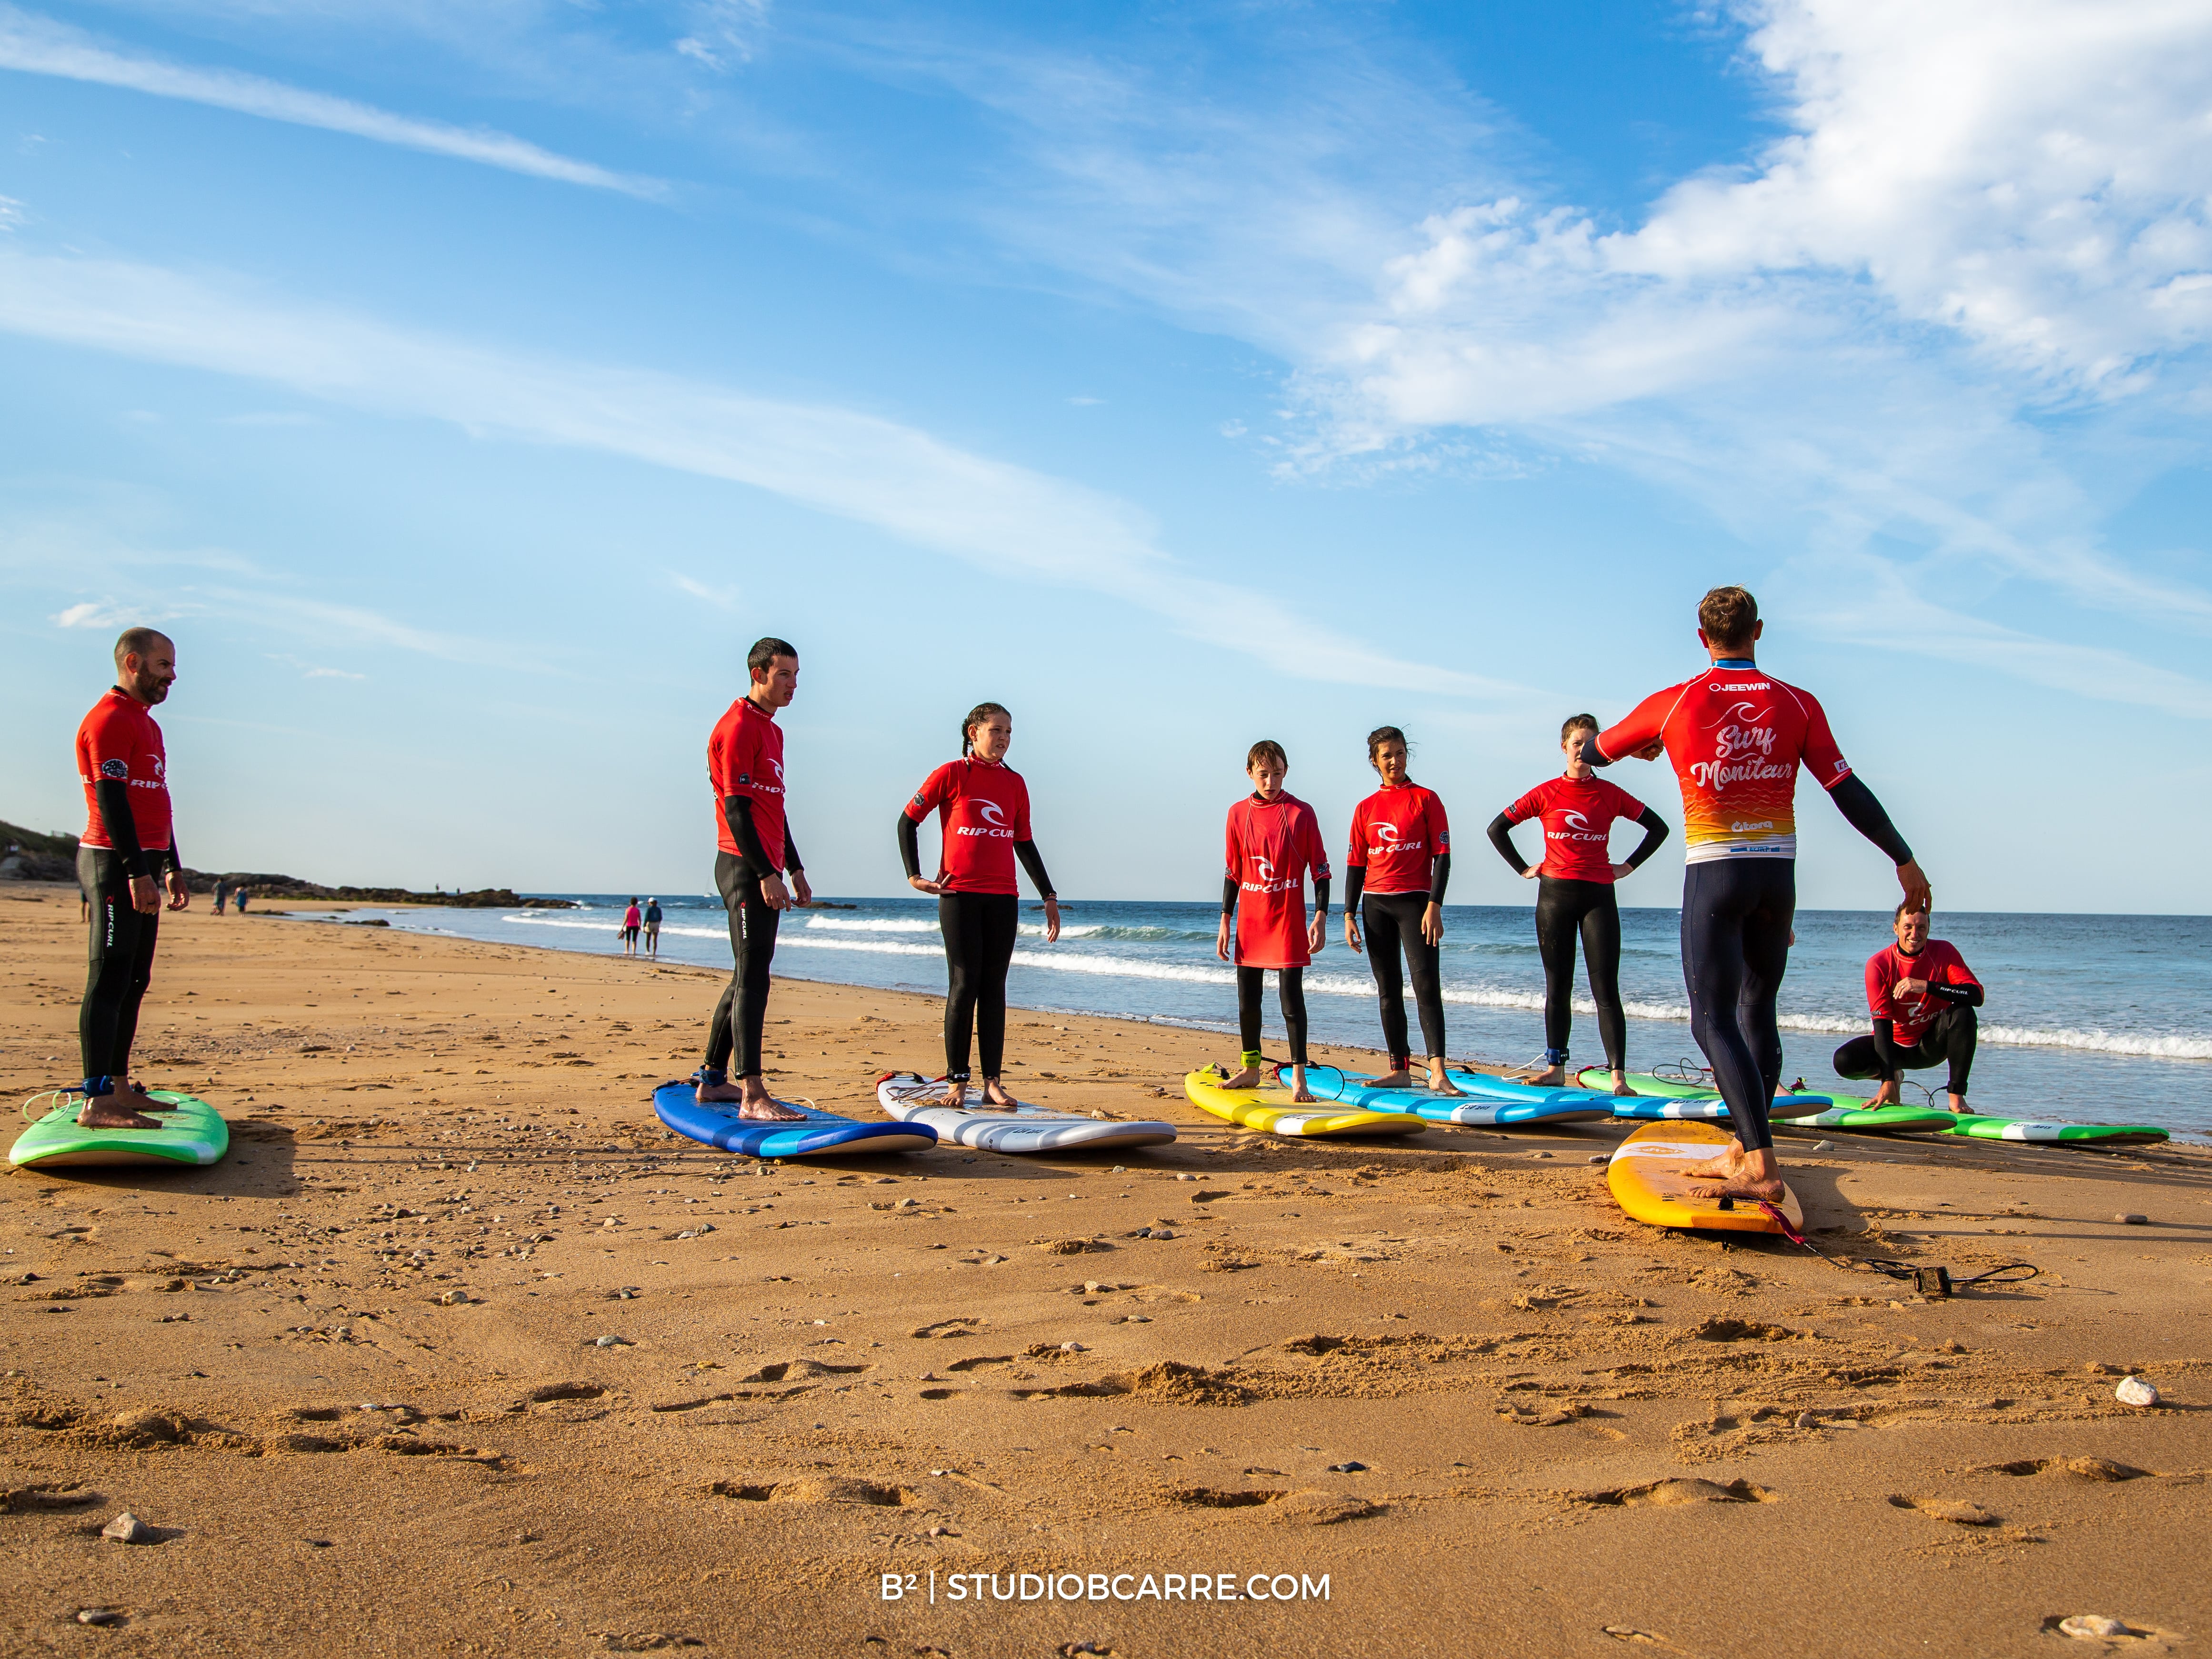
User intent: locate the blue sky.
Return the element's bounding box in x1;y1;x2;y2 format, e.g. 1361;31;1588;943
3;0;2209;911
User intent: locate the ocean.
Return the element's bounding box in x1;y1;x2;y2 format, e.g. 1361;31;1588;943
315;895;2212;1140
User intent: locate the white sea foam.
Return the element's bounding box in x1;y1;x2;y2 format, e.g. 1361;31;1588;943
490;911;2212;1063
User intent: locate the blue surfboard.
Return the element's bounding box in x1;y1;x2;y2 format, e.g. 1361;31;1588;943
1307;1069;1611;1125
652;1081;937;1159
1607;1092;1832;1122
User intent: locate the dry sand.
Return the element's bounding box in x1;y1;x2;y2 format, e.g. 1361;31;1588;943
3;881;2210;1657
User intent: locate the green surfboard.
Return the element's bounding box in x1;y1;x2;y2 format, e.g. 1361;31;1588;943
1587;1069;2171;1146
9;1090;230;1170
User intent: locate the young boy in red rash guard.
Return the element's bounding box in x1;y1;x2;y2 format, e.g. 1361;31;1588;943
1215;740;1331;1103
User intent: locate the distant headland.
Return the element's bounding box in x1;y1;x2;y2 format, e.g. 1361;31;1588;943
0;819;575;909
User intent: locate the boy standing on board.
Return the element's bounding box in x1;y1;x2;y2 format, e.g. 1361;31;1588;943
1588;587;1930;1201
696;637;811;1121
1216;740;1331;1104
74;627;192;1130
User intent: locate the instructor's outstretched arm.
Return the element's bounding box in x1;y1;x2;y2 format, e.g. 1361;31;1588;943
1826;774;1930;911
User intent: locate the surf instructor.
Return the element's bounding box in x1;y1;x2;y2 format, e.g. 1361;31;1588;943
75;627;190;1130
1588;587;1929;1201
899;701;1061;1109
696;637;810;1122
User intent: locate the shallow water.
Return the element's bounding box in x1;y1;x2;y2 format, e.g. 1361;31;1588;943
326;896;2212;1140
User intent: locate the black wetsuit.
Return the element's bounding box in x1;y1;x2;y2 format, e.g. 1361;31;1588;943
897;813;1056;1081
79;775;177;1089
1834;959;1983;1097
704;796;800;1081
1343;860;1451;1069
1487;805;1668;1071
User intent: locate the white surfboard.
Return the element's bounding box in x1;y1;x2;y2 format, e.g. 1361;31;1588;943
876;1071;1178;1153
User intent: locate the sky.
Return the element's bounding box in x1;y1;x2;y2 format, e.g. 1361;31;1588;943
2;0;2209;912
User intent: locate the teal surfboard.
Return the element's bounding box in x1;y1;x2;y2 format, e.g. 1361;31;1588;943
9;1090;230;1170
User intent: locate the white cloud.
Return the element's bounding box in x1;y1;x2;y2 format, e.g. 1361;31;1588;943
669;571;741;611
54;599;126;628
0;3;667;197
265;650;366;680
0;245;1527;704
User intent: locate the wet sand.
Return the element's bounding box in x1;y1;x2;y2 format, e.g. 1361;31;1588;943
3;881;2210;1657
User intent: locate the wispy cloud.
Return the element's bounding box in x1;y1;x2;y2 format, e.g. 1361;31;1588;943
670;571;741;611
52;598;143;629
0;3;667;198
265;651;365;680
0;245;1528;704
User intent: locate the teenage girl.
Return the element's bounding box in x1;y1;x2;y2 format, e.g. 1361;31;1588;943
898;702;1061;1108
1217;740;1331;1103
1342;726;1461;1094
1486;714;1669;1093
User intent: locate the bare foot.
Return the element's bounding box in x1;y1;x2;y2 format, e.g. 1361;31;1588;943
736;1090;808;1123
1372;1069;1415;1089
695;1077;747;1103
1520;1065;1565;1088
1686;1174;1790;1203
77;1092;164;1130
932;1082;971;1108
1219;1065;1265;1090
1286;1065;1316;1105
974;1081;1020;1112
1609;1072;1638;1098
1425;1063;1464;1098
1948;1098;1974;1116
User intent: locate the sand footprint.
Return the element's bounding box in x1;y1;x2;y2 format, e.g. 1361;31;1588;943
1888;1494;1999;1525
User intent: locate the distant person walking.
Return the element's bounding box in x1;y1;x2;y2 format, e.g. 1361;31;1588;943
621;898;642;957
1833;901;1983;1115
643;899;663;957
74;627;190;1130
695;637;809;1121
212;877;230;916
233;885;250;914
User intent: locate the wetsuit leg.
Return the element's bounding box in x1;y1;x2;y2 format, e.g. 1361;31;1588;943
1831;1034;1884;1081
1680;859;1796;1154
1933;1005;1976;1095
1236;965;1266;1062
1360;892;1412;1067
962;892;1020;1077
705;850;780;1079
1580;884;1626;1072
78;848;159;1085
1278;967;1310;1067
1532;876;1584;1061
939;892;984;1080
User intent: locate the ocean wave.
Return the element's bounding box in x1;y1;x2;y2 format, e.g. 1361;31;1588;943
488;912;2212;1063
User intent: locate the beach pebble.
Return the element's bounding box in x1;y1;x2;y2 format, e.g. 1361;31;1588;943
593;1334;628;1349
1531;1151;1552;1159
77;1609;122;1627
1175;1173;1196;1182
2059;1616;2129;1640
1587;1154;1606;1164
1326;1460;1368;1472
1061;1341;1087;1353
1111;1166;1126;1174
1082;1280;1103;1293
99;1513;151;1545
1794;1411;1824;1429
2116;1376;2160;1408
1812;1141;1834;1152
2116;1213;2147;1226
435;1289;469;1306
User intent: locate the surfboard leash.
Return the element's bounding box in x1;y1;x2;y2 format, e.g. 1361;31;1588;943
1754;1200;2039;1297
20;1089;78;1123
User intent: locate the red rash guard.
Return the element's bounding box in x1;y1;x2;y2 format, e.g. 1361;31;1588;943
1225;792;1331;970
1501;775;1645;883
709;696;789;871
76;689;172;853
1596;669;1850;862
1346;784;1450;894
905;757;1033;895
1865;939;1981;1047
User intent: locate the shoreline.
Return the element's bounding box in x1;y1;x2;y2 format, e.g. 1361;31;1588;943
4;884;2210;1654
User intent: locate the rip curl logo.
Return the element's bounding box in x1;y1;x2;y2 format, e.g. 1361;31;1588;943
956;797;1015;838
99;759;129;779
771;760;784;783
1562;811;1590;831
1372;822;1400;844
152;757;165;780
1253;855;1276;881
978;802;1007;828
1548;807;1609;843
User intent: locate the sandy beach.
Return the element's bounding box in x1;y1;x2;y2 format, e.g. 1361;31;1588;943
3;881;2209;1657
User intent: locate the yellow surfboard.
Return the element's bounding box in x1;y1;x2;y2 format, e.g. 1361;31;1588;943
1181;1068;1426;1139
1606;1120;1805;1236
